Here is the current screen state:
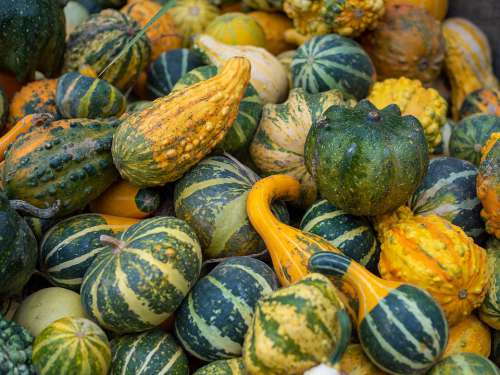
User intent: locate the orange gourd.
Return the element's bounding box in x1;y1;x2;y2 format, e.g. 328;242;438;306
385;0;448;20
442;315;491;358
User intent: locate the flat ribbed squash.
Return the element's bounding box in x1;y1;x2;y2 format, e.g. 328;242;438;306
428;353;500;375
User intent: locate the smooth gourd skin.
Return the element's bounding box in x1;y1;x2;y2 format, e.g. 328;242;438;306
460;88;500;119
442;315;491;358
305;100;429;216
249;12;294;55
193;358;246;375
206;13;267;48
428;353;500;375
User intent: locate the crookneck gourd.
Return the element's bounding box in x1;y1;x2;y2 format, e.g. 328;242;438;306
112;57;251;187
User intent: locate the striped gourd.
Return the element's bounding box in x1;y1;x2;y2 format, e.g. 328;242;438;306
242;0;282;11
193;358;246;375
173;65;262;153
174;155;288;259
110;329;189;374
291;34;375;100
310;252;448;375
449;114;500;166
40;213;139;290
300;200;380;273
126;100;152;113
175;257;279;361
81;216;202;333
56;72;126;119
428;353;500;375
23;216;59;241
0;86;7;131
410;157;486;243
460;88;500;119
146;49;205;98
206;13;266;47
32;317;111;375
442;315;491;358
480;241;500;329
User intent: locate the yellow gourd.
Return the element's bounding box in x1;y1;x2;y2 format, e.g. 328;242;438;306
169;0;219;46
205;13;266;48
442;315;491;358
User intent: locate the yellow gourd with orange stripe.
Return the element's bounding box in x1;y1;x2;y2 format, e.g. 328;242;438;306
385;0;448;20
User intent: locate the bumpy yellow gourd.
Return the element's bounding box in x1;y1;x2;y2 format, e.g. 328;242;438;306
368;77;447;151
376;206;490;326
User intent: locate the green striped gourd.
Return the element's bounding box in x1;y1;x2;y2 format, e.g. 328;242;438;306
63;9;151;91
146;49;205;98
242;273;352;374
410;156;486;243
40;213;139;290
175;257;279;361
428;353;500;374
242;0;282;11
111;329;189;374
300;200;380;273
174;155;288;259
479;238;500;329
173;65;262;154
309;252;448;375
0;86;7;131
449;114;500;166
32;317;111;375
81;216;202;333
291;34;375;100
193;358;246;375
56;72;126;119
460;88;500;119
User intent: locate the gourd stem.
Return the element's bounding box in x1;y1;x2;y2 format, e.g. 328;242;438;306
100;235;127;253
10;200;60;218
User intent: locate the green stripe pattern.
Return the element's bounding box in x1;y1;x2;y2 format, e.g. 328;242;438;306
81;216;202;333
291;34;374;100
193;358;246;375
111;329;189;375
479;242;500;329
460;88;500;119
23;216;59;241
135;187;161;214
300;200;380;273
173;65;263;153
428;353;500;374
174;257;278;361
32;317;111;375
174;155;288;259
0;86;7;131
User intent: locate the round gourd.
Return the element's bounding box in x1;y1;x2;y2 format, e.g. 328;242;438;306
175;257;278;361
442;315;491;358
206;13;266;48
81;216;202;333
64;1;90;35
410;157;485;243
13;288;86;337
193;358;246;375
32;317;111;375
480;245;500;329
173;65;262;154
291;34;375;100
146;48;205;98
460;89;500;119
385;0;448;20
174;155;288;259
428;353;500;375
56;72;126;119
111;329;189;374
300;200;380;273
449;114;500;166
249;11;294;55
0;86;7;131
242;0;281;11
338;344;388;375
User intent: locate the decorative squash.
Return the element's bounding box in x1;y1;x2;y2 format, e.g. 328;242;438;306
112;57;251;187
0;87;7;131
242;0;282;11
64;1;90;35
249;11;294;55
250;88;355;207
175;257;278;360
206;13;266;48
23;215;59;241
428;353;500;375
443;18;499;120
81;216;202;333
111;330;189;374
360;4;445;84
449;114;500;166
194;35;288;104
33;317;111;375
174;156;288;259
194;358;246;375
480;241;500;328
63;9;151;91
242;273;352;374
277;49;294;87
368;77;447;151
460;89;500;119
56;72;126;119
442;315;491;358
338;344;388;375
126;100;152;113
304;100;429;216
173;65;263;154
385;0;448;20
310;251;448;375
291;34;375;100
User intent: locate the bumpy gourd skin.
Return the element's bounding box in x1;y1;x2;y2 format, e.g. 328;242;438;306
0;314;36;375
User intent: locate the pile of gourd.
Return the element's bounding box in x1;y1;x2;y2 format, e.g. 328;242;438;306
1;0;500;373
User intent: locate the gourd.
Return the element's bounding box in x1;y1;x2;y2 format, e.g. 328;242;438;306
277;49;294;87
32;317;111;375
63;9;151;91
126;100;152;113
309;251;448;375
64;1;90;35
460;88;500;119
242;273;352;374
291;34;375;100
3;118;121;217
110;330;189;374
360;4;445;84
375;206;489;326
56;72;126;119
385;0;448;20
80;216;202;333
242;0;282;11
304;100;429;216
174;155;288;259
495;330;500;368
249;11;294;55
368;77;447;151
250;88;355;207
442;315;491;358
0;315;35;374
338;344;388;375
428;353;500;375
112;57;251;187
40;213;139;290
480;241;500;328
0;87;7;131
193;358;246;375
443;18;499;120
174;257;278;360
206;13;266;48
477;133;500;238
194;35;288;104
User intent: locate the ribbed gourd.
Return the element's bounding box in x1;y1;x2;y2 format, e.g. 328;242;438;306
442;315;491;358
428;353;500;375
193;358;246;375
249;12;294;55
460;88;500;119
0;315;35;374
368;77;447;151
206;13;266;47
480;240;500;329
385;0;448;20
112;57;251;187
